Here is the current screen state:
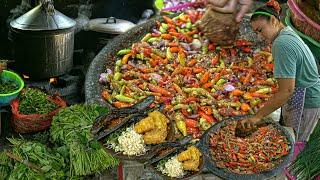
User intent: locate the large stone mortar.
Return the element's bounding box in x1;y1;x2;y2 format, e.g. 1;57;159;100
84;16;261;105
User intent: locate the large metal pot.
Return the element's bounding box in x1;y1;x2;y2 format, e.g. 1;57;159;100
9;0;76;80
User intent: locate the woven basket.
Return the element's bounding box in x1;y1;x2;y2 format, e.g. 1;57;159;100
11;95;67;133
288;0;320;42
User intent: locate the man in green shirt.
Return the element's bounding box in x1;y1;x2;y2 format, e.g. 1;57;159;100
239;1;320;141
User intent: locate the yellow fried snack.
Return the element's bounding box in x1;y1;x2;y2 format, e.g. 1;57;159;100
149;111;168;126
182;159;200;171
134;116;155;134
143;129;167;144
177;146;202;171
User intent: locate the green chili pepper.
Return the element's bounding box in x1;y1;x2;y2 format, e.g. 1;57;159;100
250;98;261;106
202;45;208;54
219;59;225;68
148;37;160;43
136;53;144;60
173;104;189;110
115;59;122;66
255;87;272;94
247;57;254;66
176;121;187;136
161;23;168;30
113;72;122;81
183;88;213;99
166;47;173;60
159;26;166;33
117;49;131;56
186;21;192;29
115;94;135;103
152;49;166;58
216;78;226;85
141;33;152;42
178;53;186;66
266;78;276;85
199;118;211;130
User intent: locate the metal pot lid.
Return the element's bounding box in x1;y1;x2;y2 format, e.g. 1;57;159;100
86;17;136;34
10;1;76;31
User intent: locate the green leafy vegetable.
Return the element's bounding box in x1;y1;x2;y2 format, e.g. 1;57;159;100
0;79;19;94
3;138;67;180
19;88;58;115
50;104;118;176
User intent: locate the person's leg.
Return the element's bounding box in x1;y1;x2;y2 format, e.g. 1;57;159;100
297;108;320;141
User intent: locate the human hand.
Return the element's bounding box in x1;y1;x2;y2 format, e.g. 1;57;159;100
237;116;261;130
206;0;253;22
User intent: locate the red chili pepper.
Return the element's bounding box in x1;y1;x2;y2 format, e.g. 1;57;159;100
199;106;212;115
143;48;152;57
187;127;201;138
230;48;237;57
241;47;252;53
193;67;205;74
235;39;253;47
151;33;161;37
185;119;198;128
184;96;199;103
149;58;159;67
211;54;219;66
220;48;228;57
160;97;172;105
200;72;210;84
148;84;171;97
199;110;215;123
162;16;174;24
181;109;191;117
208;43;216;51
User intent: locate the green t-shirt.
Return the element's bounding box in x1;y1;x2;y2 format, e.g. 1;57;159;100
272;26;320;108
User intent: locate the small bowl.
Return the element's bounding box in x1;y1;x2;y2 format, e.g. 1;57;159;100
101;112;175;163
150;144;204;179
0;70;24;106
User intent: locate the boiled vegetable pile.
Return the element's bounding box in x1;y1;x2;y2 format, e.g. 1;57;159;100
100;11;278;138
209;121;290;174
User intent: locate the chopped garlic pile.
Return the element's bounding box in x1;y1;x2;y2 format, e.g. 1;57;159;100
115;127;147;156
159;156;184;178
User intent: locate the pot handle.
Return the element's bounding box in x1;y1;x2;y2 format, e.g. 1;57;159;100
105;17;117;24
41;0;55;15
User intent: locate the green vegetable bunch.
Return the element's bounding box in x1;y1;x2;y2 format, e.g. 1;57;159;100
19;88;58;115
50;104;119;176
288;123;320;179
1;138;66;180
0;151;13;179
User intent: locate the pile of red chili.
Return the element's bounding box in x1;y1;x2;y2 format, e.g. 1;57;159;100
210;121;290;174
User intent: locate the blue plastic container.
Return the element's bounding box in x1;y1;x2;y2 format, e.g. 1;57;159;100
0;70;24;106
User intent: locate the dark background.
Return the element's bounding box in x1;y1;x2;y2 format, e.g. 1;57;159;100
0;0;154;59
